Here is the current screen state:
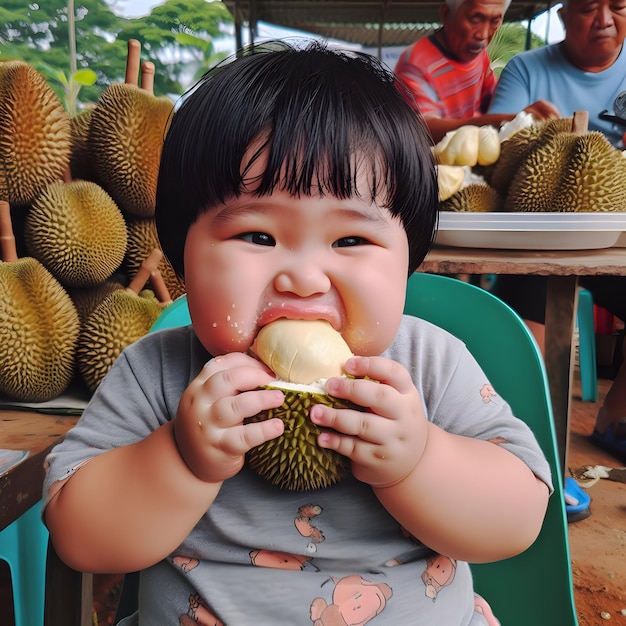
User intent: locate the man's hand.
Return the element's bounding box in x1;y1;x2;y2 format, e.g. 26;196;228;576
523;99;561;121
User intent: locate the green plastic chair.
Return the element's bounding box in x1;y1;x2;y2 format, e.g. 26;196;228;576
149;294;191;331
405;272;578;626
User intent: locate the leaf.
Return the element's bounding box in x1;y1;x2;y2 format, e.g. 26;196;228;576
73;68;97;86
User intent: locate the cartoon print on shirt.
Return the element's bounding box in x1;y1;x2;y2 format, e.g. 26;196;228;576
480;383;497;404
421;554;457;600
295;503;325;552
173;555;200;572
473;593;500;626
487;435;509;445
179;593;224;626
250;548;319;571
310;574;393;625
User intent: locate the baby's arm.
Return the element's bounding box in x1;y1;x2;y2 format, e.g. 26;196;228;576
311;355;549;564
45;353;284;574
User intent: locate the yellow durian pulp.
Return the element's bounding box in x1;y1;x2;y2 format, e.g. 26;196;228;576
246;319;356;491
252;319;353;385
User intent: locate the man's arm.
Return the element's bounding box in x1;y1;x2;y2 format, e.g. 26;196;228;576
425;101;559;143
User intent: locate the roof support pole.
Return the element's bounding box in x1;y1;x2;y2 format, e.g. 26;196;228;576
233;0;243;52
249;0;258;47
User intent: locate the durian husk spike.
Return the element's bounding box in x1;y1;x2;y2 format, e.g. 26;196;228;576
125;39;142;86
149;268;172;305
572;110;589;135
63;165;72;184
126;247;163;295
140;61;156;95
0;200;17;263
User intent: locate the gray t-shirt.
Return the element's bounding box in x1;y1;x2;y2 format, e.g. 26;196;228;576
43;315;551;625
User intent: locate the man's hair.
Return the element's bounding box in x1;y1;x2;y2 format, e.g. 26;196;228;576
155;40;438;278
444;0;513;14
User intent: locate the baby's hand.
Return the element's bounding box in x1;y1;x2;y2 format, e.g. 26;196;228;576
174;352;285;483
309;356;428;488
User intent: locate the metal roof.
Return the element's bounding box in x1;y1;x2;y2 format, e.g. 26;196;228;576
221;0;551;49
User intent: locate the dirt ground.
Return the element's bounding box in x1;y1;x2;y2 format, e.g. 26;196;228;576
567;376;626;625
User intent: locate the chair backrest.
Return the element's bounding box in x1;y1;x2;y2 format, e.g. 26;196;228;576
150;295;192;331
405;272;578;626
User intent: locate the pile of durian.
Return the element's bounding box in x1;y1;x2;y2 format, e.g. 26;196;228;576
435;111;626;213
0;40;184;402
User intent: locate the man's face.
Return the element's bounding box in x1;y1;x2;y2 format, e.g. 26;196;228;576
560;0;626;70
440;0;508;63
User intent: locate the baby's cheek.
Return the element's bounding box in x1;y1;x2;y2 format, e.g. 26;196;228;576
196;318;257;355
344;318;400;356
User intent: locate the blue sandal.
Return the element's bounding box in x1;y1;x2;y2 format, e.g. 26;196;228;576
589;423;626;465
564;477;591;523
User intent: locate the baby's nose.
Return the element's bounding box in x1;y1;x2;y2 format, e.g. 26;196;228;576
273;261;331;296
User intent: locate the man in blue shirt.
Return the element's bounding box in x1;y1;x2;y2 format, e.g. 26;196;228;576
489;0;626;147
489;0;626;463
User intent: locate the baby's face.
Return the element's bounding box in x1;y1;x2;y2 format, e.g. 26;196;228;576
183;185;409;357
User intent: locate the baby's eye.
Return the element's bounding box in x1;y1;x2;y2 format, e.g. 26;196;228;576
333;236;369;248
237;232;275;246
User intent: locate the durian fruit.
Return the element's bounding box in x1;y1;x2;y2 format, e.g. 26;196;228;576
484;117;572;197
69;109;97;181
125;216;186;299
89;40;174;218
0;61;71;205
69;278;126;326
24;179;128;287
553;131;626;212
437;165;465;201
0;201;80;402
440;183;502;213
77;249;170;392
245;319;356;491
505;132;575;213
506;112;626;212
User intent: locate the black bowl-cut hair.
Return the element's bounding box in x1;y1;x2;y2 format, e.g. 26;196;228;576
155;40;438;279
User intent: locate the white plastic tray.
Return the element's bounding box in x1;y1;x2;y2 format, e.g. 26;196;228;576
435;212;626;250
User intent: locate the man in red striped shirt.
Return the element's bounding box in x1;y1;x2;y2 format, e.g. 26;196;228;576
395;0;557;142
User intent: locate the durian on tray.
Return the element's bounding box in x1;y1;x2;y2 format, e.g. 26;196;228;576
434;112;626;250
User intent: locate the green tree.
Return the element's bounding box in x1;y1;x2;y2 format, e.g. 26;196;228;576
0;0;233;109
488;22;547;76
119;0;233;93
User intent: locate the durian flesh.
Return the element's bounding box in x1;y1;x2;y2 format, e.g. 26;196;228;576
247;319;356;491
252;319;353;384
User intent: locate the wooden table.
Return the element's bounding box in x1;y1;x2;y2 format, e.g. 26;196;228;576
419;245;626;474
0;408;93;626
0;409;78;532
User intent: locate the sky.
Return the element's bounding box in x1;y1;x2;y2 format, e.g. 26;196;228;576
109;0;566;46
